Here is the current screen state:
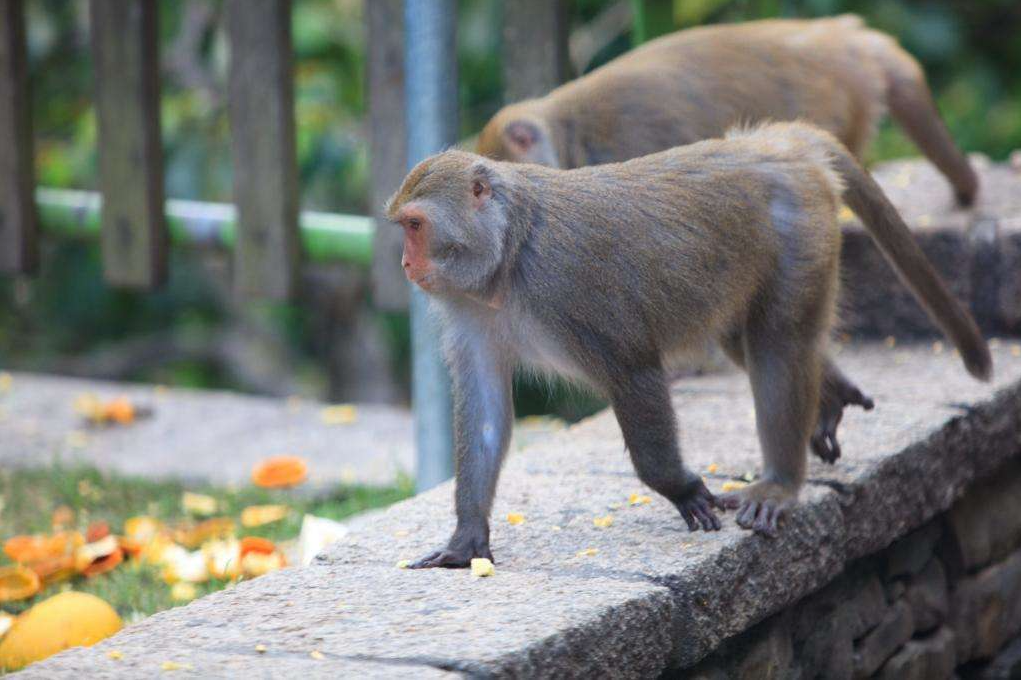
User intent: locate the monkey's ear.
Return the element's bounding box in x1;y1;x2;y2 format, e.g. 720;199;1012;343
471;175;492;208
503;120;543;154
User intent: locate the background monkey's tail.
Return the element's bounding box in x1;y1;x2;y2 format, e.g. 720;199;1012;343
870;34;979;206
826;142;992;381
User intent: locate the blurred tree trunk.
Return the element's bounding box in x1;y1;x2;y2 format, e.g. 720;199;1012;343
502;0;571;103
367;0;408;312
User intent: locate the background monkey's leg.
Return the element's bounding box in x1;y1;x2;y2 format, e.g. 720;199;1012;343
720;331;872;464
811;358;875;463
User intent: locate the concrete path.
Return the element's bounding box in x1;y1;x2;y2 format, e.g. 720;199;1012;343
0;373;414;488
23;342;1021;678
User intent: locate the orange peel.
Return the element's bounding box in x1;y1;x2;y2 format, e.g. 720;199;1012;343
175;517;236;549
240;505;288;528
4;532;82;564
28;555;76;586
251;456;308;488
0;566;40;602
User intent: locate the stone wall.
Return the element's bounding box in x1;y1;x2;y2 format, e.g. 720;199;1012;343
680;459;1021;679
840;158;1021;339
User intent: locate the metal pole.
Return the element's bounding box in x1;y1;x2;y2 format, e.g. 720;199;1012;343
404;0;456;491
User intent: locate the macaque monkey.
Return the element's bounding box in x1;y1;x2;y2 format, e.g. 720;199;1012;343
480;14;977;464
388;121;990;566
477;15;978;207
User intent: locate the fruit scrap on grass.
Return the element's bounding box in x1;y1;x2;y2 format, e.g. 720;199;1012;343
0;592;122;671
240;504;289;528
506;512;525;525
181;492;218;517
299;514;348;566
0;566;40;602
252;456;309;488
593;515;614;528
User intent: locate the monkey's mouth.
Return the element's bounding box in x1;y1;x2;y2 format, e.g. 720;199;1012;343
410;274;436;292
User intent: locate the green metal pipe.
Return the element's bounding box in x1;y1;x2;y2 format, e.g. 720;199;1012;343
35;187;375;267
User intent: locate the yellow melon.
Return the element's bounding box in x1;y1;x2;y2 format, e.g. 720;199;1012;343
0;591;122;671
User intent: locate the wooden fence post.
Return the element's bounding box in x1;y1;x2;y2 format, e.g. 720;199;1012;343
502;0;570;103
0;0;36;275
89;0;168;289
367;0;408;311
225;0;300;300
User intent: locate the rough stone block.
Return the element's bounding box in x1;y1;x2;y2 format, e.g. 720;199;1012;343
981;635;1021;679
798;616;854;680
678;614;794;680
999;229;1021;332
845;576;890;641
885;579;907;604
876;627;955;680
944;461;1021;573
950;547;1021;662
905;558;949;634
734;614;794;680
886;521;943;580
854;601;915;678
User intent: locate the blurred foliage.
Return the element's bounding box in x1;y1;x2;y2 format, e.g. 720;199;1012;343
1;0;1019;415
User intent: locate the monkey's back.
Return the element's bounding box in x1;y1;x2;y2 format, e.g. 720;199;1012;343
511;123;844;353
544;16;891;164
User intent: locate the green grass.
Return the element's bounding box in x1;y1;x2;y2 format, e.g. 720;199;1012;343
0;464;413;620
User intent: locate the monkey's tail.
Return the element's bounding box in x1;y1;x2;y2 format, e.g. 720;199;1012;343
828;144;992;381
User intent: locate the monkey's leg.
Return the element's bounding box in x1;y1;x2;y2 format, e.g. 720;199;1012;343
721;332;872;465
411;326;514;569
884;52;978;206
610;365;721;532
810;359;874;464
720;324;822;537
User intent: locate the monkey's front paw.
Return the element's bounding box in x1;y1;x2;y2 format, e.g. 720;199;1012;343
811;382;874;464
672;479;722;532
409;533;493;569
719;481;796;537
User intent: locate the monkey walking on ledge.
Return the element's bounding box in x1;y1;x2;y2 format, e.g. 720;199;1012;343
387;121;991;567
478;15;978;207
478;14;981;465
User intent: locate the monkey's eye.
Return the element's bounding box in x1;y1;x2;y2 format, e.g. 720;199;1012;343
407;218;421;231
472;180;485;198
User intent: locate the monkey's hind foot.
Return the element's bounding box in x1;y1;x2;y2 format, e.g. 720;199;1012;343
720;481;796;537
672;479;722;532
811;378;874;464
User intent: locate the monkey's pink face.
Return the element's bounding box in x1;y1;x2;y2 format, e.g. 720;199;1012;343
394;179;494;296
396;205;436;291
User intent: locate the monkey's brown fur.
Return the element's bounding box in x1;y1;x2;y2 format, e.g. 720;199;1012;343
478;15;978;206
388;122;990;567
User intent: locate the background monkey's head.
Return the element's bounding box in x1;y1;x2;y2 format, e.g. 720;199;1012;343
386;151;516;303
476;102;560;168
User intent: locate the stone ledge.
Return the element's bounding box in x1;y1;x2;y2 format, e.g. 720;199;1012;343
24;342;1021;677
